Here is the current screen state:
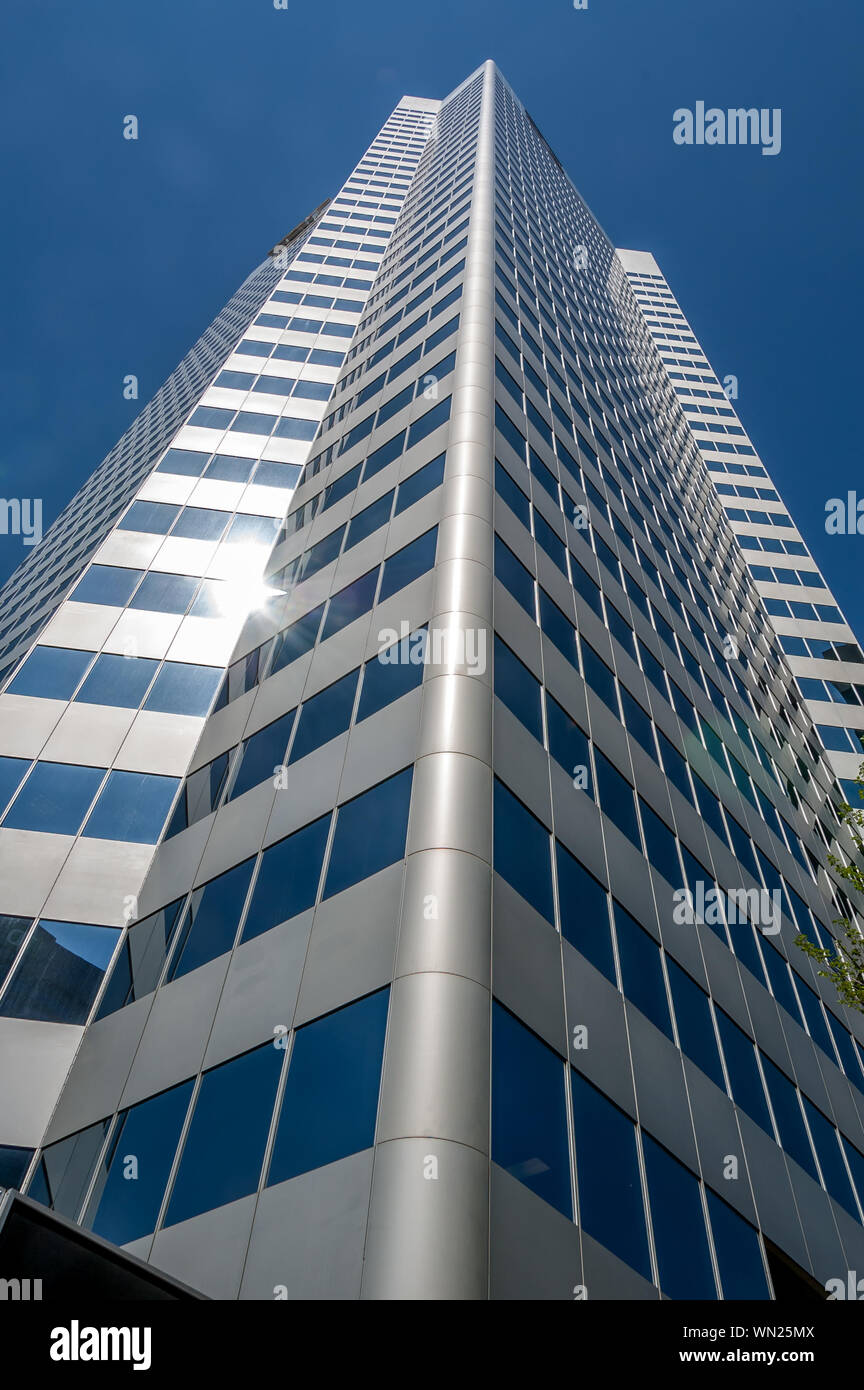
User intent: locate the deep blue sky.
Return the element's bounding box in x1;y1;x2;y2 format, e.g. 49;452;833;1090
1;0;861;630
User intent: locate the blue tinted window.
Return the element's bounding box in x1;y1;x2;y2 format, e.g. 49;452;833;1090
495;460;531;528
0;914;31;990
538;589;578;665
118;500;179;534
494;637;542;741
144;662;222;716
323;768;413;899
0;756;35;816
571;1070;650;1278
165;1042;284;1225
666;959;724;1088
619;687;656;759
0;1144;33;1191
801;1097;858;1215
545;694;592;795
760;1055;818;1180
157;448;209;476
75;654;159;709
28;1119;112;1219
270;604;324;674
241;815;330;942
273;416;318;440
267;989;389;1184
716;1010;772;1135
581;641;617;712
395;453;445;514
229;710;295;802
356;632;425;721
173;507;231;542
638;801;681;886
0;921;119;1024
492;1003;571;1216
3;762;105;835
321;569;378;642
406;395;451;448
83;771;179;844
254;460;301;489
71;565;142;607
168;858;256;980
643;1136;716;1300
289;670;357;764
556;844;614;980
190;405;235;430
128;572;198;615
614;904;673;1039
494;535;535;616
493;779;554;923
205;454;255;482
9;646;93;700
594;751;640;847
378;527;438;603
86;1082;193;1246
345;493;392;550
705;1189;770;1299
95;899;185;1018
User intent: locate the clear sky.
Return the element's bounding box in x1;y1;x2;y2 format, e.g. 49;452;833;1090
1;0;861;633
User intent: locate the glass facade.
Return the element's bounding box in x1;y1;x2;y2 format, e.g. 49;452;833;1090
1;64;862;1302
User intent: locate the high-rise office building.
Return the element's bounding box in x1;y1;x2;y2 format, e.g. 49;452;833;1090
1;61;863;1301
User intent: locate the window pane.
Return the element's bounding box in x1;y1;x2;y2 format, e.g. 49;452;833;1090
28;1122;110;1219
156;448;209;476
323;768;413;899
546;694;592;796
71;565;142;607
705;1189;770;1299
0;921;120;1024
494;637;542;742
83;770;180;844
356;632;425;721
715;1010;772;1135
666;959;724;1089
614;904;673;1039
493;779;554;923
288;670;357;764
86;1082;193;1246
594;751;640;847
0;915;31;991
118;500;179;534
802;1097;858;1216
228;711;295;801
555;844;614;980
128;572;198;615
95;900;185;1018
241;815;330;942
172;507;231;542
378;528;438;603
0;1144;33;1192
491;1003;571;1216
168;858;256;980
143;662;222;716
320;569;378;642
643;1136;716;1300
3;762;105;835
759;1055;818;1180
165;1042;283;1226
74;654;159;709
571;1070;651;1279
9;646;93;700
638;801;681;887
0;756;33;814
267;989;389;1184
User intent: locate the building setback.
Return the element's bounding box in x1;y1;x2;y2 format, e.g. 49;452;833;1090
1;61;863;1300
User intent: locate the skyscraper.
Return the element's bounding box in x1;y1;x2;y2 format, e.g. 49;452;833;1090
1;61;863;1301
